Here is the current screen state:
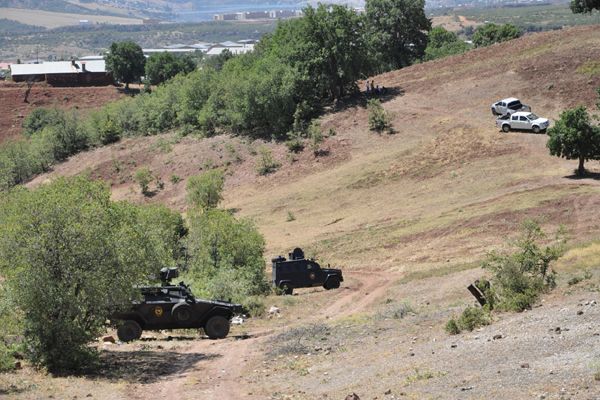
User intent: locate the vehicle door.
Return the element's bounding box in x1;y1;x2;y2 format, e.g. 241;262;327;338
510;114;520;129
518;115;529;129
499;101;507;114
306;261;322;287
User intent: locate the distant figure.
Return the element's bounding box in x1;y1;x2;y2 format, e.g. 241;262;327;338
365;80;370;94
381;86;387;95
370;80;375;92
375;85;380;95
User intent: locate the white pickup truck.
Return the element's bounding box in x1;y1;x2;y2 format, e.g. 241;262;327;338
496;112;549;133
491;97;531;116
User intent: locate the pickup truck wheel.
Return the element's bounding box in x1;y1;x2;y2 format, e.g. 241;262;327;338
172;303;192;324
205;315;230;339
532;126;540;134
491;109;498;116
324;276;341;290
117;320;142;342
502;124;510;133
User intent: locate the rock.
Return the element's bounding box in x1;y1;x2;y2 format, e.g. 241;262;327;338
102;335;116;343
493;334;503;340
521;363;530;369
268;306;280;315
86;394;93;398
461;386;473;391
345;393;360;400
14;361;22;370
450;344;457;348
554;327;562;334
384;389;392;395
231;316;244;325
577;310;584;315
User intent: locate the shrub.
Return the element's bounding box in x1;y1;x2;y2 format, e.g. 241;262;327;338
134;167;153;195
483;220;566;312
457;306;490;331
186;169;225;211
0;177;183;372
286;211;296;222
285;133;305;153
367;99;392;133
185;209;269;303
241;295;266;318
307;121;324;155
256;146;280;175
21;107;65;136
445;318;460;335
170;174;181;184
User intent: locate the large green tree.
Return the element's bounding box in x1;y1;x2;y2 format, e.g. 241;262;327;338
547;106;600;176
145;52;196;85
424;26;470;61
570;0;600;13
472;23;521;48
0;177;184;371
104;41;146;90
365;0;431;71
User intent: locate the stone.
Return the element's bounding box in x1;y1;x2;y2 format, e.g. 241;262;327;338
268;306;280;315
521;363;530;369
577;310;584;316
14;361;22;370
450;344;457;348
345;393;360;400
384;389;392;395
493;334;503;340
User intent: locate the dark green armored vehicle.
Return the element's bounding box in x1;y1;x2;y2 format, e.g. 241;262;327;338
114;268;243;342
272;248;343;295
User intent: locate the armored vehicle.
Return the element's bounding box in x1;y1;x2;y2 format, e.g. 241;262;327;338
272;248;343;295
114;268;243;342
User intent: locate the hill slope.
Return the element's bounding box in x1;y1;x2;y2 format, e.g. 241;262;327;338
13;25;600;399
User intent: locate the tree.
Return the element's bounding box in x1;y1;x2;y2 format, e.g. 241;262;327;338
547;106;600;176
134;167;153;195
104;41;146;90
186;169;225;211
365;0;431;71
0;177;183;371
145;52;196;85
472;23;521;48
570;0;600;13
424;27;470;61
185;209;268;302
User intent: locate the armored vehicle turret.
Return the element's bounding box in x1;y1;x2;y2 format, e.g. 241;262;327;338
272;248;343;295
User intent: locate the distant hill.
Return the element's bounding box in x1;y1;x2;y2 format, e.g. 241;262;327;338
0;0;97;14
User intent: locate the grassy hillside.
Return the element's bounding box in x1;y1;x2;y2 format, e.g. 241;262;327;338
29;25;600;272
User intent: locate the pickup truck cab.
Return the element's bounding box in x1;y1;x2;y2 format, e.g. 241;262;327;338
491;98;531;116
496;111;549;133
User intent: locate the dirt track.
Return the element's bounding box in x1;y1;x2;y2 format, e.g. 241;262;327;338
126;271;398;400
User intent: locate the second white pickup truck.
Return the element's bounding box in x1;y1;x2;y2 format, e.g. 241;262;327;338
491;97;531;116
496;112;550;133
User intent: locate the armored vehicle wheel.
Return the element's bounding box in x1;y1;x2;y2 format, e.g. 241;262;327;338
117;320;142;342
204;315;230;339
172;303;192;324
280;284;293;295
502;124;510;133
324;276;340;290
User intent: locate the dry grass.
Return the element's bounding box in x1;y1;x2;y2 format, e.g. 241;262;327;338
0;8;141;28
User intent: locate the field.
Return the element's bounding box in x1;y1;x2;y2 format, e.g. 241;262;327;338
3;25;600;399
0;7;142;29
0;81;126;143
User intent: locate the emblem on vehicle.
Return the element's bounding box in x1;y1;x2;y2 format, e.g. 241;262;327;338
154;306;164;317
309;272;316;280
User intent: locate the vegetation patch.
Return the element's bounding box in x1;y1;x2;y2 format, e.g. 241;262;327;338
576;61;600;76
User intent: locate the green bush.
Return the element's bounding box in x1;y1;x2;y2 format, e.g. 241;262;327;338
21;107;64;136
0;177;183;372
472;23;521;48
483;220;565;312
134;167;153;194
185;209;269;302
307;121;324;155
186;169;225;211
256;146;280;175
445;318;460;335
367;99;392;133
457;306;490;331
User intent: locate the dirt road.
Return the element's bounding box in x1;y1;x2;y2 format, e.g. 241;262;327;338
128;270;398;400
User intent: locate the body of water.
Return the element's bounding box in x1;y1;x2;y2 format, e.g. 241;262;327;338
176;3;307;22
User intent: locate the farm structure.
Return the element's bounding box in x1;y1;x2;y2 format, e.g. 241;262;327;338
9;60;113;86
